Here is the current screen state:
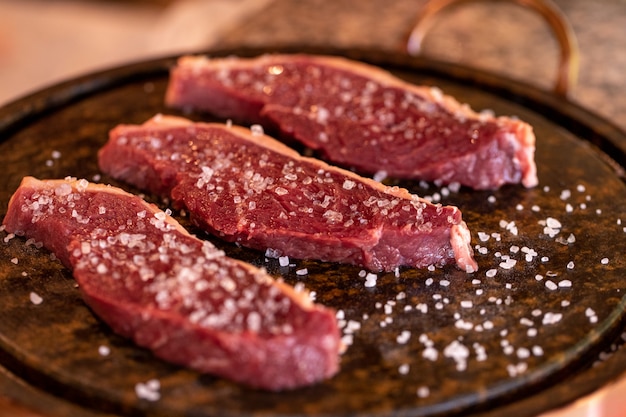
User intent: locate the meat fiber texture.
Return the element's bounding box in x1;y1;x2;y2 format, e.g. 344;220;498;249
165;54;538;190
98;115;477;273
2;177;341;391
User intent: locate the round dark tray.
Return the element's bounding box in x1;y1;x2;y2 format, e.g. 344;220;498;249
1;46;626;417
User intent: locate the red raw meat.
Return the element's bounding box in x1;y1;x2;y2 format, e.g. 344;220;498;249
98;115;477;273
3;176;341;390
165;54;537;190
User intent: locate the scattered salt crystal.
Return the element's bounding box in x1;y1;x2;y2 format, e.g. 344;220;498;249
422;346;438;361
135;379;161;402
499;258;517;270
487;195;496;203
51;150;62;159
416;386;430;398
396;330;411;344
601;258;609;265
295;268;308;276
542;312;563;325
460;300;473;308
10;257;18;265
558;280;572;288
250;124;264;136
98;345;111;356
545;280;558;291
341;334;354;349
30;292;43;305
443;340;470;371
398;364;410;375
448;182;461;193
278;256;290;267
373;170;387;182
517;347;530;359
567;261;575;270
507;362;528;377
531;205;541;212
520;318;534;326
560;190;571;200
364;273;377;288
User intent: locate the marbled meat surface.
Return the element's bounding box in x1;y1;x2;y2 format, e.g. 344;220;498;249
165;54;537;190
98;115;477;273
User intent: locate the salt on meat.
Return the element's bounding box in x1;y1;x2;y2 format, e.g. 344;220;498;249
2;176;341;390
165;54;537;190
98;115;477;273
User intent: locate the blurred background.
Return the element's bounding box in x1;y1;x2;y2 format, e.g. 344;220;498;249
1;0;624;131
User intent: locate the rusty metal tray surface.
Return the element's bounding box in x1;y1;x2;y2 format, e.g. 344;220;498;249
1;46;626;417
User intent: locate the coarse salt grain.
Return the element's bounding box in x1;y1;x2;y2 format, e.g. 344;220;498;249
499;258;517;270
396;330;411;344
417;386;430;398
542;312;563;325
398;364;410;375
545;280;558;291
278;256;290;267
546;217;562;229
10;257;18;264
364;273;377;288
250;124;264;136
30;292;43;305
99;345;111;356
135;379;161;402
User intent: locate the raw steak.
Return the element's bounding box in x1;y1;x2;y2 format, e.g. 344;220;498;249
98;115;477;273
3;176;341;390
165;54;537;190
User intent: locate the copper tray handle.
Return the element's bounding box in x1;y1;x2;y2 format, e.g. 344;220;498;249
406;0;579;98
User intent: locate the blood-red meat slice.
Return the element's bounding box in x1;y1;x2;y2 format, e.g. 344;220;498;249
98;115;477;273
165;54;537;190
2;176;341;390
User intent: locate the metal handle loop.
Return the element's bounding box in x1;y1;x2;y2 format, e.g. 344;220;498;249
406;0;579;98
